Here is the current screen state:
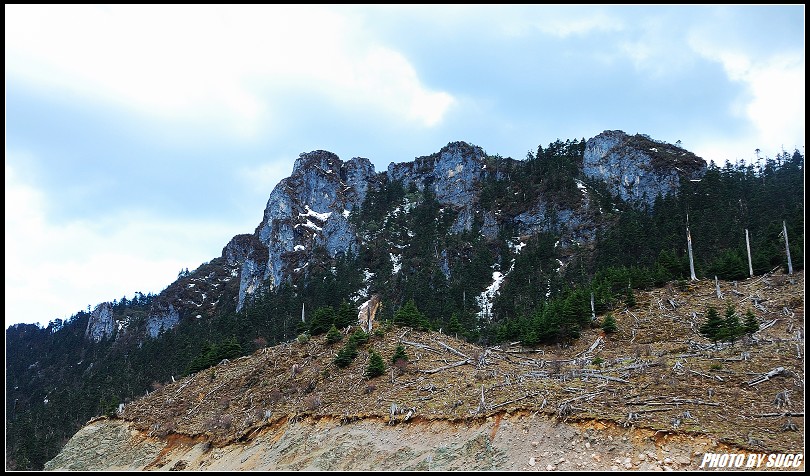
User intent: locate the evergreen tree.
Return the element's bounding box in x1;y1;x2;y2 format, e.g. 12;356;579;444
447;312;462;337
309;306;335;336
334;341;358;368
721;304;744;346
334;300;357;329
699;306;724;345
365;350;385;379
601;313;618;334
391;344;409;365
325;324;343;344
394;298;429;330
743;310;759;336
624;286;636;308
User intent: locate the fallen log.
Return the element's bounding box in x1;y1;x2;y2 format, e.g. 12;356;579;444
490;393;537;410
420;359;471;374
402;341;441;354
687;369;724;382
434;339;471;360
670;398;720;406
747;367;786;386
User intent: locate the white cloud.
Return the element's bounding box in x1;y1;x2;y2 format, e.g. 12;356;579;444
5;161;239;327
5;5;454;139
687;29;805;162
535;11;625;38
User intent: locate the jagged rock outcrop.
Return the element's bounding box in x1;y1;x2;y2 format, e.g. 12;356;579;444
223;234;269;313
583;130;706;208
145;303;180;338
246;152;379;306
388;141;488;234
85;302;115;342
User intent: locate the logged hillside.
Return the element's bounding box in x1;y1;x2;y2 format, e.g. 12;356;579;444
46;270;804;471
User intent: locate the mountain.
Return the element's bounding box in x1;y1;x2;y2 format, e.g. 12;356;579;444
72;130;709;344
5;130;804;470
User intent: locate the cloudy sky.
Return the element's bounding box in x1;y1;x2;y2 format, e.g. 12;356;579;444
5;5;805;327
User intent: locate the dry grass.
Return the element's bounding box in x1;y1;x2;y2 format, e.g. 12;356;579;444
121;270;804;453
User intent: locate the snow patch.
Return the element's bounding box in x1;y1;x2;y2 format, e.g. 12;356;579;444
508;238;526;254
295;221;323;233
342;209;351;218
299;205;332;222
390;253;402;274
294;244;306;252
476;271;505;320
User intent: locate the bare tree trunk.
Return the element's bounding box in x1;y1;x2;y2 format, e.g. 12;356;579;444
745;229;754;277
782;221;793;275
590;292;596;322
715;276;723;299
687;223;697;281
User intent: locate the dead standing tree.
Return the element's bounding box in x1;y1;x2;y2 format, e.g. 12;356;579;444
687;219;697;281
781;221;793;275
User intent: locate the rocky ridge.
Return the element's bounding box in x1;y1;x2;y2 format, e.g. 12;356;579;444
79;130;706;342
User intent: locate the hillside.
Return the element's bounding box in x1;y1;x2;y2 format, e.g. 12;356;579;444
45;270;805;471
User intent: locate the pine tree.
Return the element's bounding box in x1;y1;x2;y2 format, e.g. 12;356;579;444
391;344;409;365
699;306;724;345
743;310;759;336
325;324;342;344
394;298;429;330
334;300;357;329
365;350;385;379
601;313;618;334
721;304;743;346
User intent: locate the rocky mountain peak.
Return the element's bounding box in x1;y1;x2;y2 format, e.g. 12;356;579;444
584;130;706;208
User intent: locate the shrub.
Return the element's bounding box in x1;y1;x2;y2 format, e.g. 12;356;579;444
303;394;321;411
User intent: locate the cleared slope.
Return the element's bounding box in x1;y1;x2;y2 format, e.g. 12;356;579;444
46;270;805;471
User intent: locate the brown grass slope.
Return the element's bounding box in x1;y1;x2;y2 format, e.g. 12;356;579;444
119;270;804;455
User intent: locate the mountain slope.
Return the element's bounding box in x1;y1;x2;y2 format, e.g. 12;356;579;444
46;270;805;471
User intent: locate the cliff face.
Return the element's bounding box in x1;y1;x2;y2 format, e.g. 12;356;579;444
85;302;114;342
583;130;706;208
80;130;707;340
247;151;378;311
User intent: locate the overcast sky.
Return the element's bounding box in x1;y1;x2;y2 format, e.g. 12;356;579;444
5;5;805;328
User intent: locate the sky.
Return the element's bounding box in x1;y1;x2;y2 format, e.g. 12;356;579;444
5;5;805;328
